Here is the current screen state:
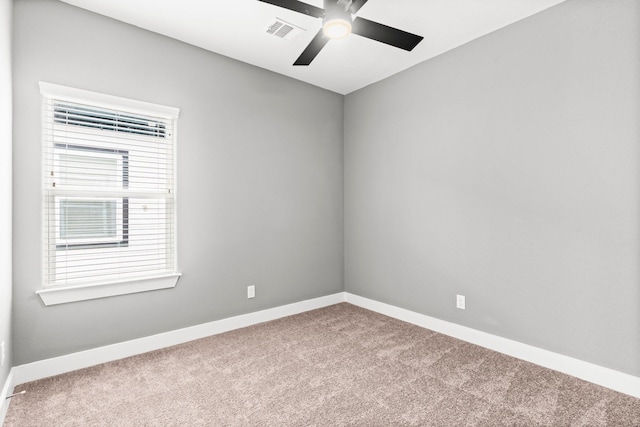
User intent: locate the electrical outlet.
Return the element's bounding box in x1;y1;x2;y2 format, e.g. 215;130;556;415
1;341;5;367
456;294;466;310
247;285;255;299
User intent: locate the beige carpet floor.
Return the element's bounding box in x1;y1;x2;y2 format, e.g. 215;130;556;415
4;303;640;426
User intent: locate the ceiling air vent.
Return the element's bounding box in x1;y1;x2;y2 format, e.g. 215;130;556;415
266;18;306;41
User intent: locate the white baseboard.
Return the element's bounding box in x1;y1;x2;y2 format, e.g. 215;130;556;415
345;292;640;399
10;291;640;401
1;368;16;425
12;293;346;386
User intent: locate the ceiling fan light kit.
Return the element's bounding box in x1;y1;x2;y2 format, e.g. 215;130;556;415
322;8;352;39
258;0;424;66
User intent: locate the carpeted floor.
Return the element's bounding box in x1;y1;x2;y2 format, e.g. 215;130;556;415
4;303;640;426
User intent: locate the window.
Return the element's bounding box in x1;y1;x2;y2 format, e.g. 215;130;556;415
38;82;180;305
54;144;129;250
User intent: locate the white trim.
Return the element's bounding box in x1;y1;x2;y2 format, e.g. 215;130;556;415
36;273;182;306
344;292;640;399
11;292;640;400
1;368;16;425
12;293;345;385
39;82;179;119
171;118;179;277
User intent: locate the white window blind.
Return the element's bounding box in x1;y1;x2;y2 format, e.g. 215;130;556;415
41;83;179;289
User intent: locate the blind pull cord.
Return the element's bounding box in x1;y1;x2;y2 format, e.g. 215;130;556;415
5;390;26;400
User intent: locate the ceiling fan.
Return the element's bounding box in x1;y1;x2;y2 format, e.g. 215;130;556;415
258;0;424;66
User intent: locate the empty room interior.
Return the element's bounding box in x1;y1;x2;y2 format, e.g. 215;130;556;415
1;0;640;425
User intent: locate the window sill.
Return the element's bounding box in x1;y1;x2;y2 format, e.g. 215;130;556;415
36;273;181;306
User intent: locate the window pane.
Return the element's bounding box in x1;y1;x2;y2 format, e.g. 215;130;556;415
54;103;167;138
56;149;123;188
60;199;117;239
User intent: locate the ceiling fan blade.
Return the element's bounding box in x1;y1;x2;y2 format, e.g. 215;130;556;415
349;0;369;14
257;0;325;18
351;17;423;51
293;29;330;66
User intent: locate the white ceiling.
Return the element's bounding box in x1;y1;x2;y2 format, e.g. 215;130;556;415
59;0;565;95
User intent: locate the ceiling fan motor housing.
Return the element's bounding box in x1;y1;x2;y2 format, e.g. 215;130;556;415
326;0;353;12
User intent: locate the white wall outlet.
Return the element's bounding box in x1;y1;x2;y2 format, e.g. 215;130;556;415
456;294;466;310
1;341;5;367
247;285;255;299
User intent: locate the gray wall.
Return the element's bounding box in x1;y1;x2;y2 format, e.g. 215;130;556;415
13;0;343;364
345;0;640;376
11;0;640;379
1;0;12;390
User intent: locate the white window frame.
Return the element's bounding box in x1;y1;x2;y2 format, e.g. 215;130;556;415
37;82;181;306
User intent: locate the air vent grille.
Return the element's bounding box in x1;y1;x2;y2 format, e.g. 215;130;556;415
266;18;305;40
